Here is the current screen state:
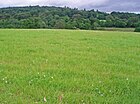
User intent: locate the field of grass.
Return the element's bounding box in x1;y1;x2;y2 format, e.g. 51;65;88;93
0;29;140;104
97;28;135;32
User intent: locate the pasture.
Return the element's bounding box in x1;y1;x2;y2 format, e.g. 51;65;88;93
0;29;140;104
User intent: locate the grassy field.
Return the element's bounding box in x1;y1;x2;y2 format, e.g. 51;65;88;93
0;29;140;104
97;28;135;32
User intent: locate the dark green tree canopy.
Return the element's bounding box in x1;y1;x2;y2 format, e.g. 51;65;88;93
0;6;140;29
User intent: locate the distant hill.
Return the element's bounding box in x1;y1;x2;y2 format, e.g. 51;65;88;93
0;6;140;29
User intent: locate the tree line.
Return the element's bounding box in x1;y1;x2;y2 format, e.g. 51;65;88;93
0;6;140;30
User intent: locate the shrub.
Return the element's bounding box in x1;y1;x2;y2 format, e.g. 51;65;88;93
134;27;140;32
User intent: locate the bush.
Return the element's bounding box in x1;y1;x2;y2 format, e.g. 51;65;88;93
134;27;140;32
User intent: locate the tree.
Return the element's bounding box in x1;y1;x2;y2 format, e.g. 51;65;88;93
114;19;127;28
0;6;140;29
65;21;73;29
91;22;100;30
54;19;65;29
134;27;140;32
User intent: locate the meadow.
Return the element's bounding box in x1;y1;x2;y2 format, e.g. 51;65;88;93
0;29;140;104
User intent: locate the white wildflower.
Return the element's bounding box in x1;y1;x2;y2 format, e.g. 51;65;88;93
44;97;47;102
126;78;129;80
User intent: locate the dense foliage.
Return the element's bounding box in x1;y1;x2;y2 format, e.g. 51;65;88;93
134;27;140;32
0;6;140;29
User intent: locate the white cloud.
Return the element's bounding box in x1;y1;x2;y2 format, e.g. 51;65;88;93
0;0;109;8
0;0;139;12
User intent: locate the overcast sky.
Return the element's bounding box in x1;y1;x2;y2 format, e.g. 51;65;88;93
0;0;140;12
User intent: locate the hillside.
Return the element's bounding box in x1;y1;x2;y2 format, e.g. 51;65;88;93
0;6;140;29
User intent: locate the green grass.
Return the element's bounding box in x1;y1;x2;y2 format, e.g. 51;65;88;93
0;29;140;104
98;28;135;32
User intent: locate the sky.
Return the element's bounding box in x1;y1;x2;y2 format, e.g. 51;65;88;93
0;0;140;12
